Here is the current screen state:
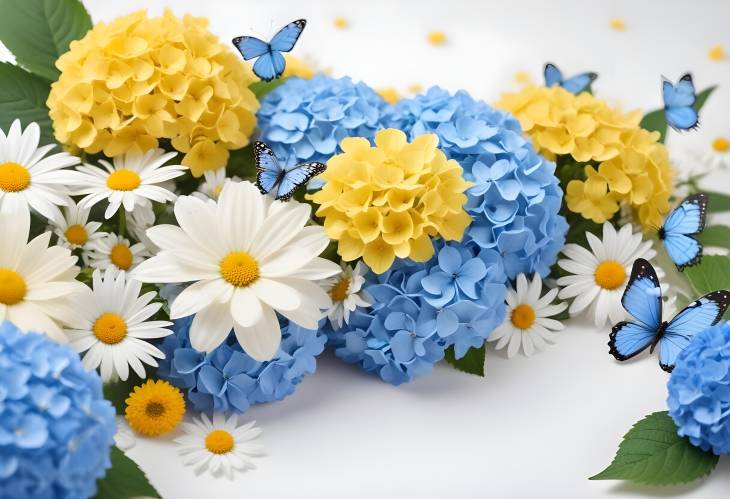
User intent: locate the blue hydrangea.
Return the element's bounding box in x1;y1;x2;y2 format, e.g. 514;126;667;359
158;316;326;413
383;86;568;279
0;321;116;499
328;241;507;385
667;322;730;455
256;75;388;168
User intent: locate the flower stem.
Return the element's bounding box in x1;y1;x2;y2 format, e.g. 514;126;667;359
119;209;127;238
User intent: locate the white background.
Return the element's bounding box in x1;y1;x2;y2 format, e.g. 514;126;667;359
5;0;730;497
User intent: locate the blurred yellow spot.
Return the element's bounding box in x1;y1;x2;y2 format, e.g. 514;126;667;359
708;45;726;61
609;18;626;31
514;71;532;85
333;17;348;29
427;31;447;46
408;83;423;94
377;87;401;104
713;137;729;153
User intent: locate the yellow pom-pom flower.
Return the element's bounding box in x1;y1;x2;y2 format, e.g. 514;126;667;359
47;9;259;177
497;86;674;228
308;128;472;274
125;379;185;436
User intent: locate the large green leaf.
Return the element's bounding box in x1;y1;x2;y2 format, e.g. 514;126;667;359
249;77;288;99
684;255;730;295
638;85;716;144
0;62;54;144
445;345;485;377
590;411;719;486
103;374;143;415
707;191;730;212
95;447;161;499
697;225;730;250
0;0;91;81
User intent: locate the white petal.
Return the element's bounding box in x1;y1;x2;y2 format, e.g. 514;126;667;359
233;305;281;361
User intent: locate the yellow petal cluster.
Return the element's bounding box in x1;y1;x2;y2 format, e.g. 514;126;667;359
282;54;315;80
308;128;473;274
47;9;259;177
497;86;674;228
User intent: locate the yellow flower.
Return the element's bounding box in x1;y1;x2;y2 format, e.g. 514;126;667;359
497;85;674;229
377;87;401;104
125;379;185;436
47;9;259;177
427;31;447;46
708;45;725;61
609;18;626;31
333;17;349;29
282;54;315;79
308;129;472;273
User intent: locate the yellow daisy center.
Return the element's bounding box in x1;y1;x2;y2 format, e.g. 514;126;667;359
510;304;536;330
205;430;235;454
106;169;141;191
330;277;350;302
110;244;133;270
212;185;223;198
65;224;88;246
0;162;31;192
594;260;626;290
125;380;186;437
712;137;729;153
0;268;27;305
220;252;259;287
92;312;127;344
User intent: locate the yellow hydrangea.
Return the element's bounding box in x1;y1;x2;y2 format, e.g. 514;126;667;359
497;86;674;228
282;54;315;79
47;9;259;177
308;128;473;273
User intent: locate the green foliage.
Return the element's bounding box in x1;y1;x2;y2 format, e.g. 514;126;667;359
684;255;730;297
0;62;53;144
445;345;485;377
249;77;288;99
103;374;143;415
707;190;730;212
697;225;730;251
95;447;161;499
0;0;92;81
638;85;717;144
590;411;719;486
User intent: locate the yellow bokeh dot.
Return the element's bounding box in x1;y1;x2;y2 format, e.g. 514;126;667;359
333;17;348;29
708;45;726;61
427;31;447;46
609;18;626;31
408;83;423;94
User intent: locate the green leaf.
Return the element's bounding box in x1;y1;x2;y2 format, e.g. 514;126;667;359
0;0;91;81
639;109;668;143
95;447;161;499
638;85;716;144
0;62;54;144
103;374;143;415
684;255;730;296
444;345;485;377
590;411;719;486
249;77;288;99
697;225;730;250
707;190;730;212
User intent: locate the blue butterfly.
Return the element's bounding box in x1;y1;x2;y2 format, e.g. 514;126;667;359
608;258;729;372
232;19;306;82
663;73;699;131
659;193;708;270
544;63;597;94
253;141;326;201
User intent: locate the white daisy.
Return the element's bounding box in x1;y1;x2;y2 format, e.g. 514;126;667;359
174;413;264;478
696;135;730;171
65;268;172;382
127;202;158;253
114;416;136;451
556;222;661;328
0;208;85;342
51;200;104;250
0;119;81;224
322;261;372;329
193;167;240;201
86;233;150;272
133;181;340;360
489;273;567;358
74;148;186;219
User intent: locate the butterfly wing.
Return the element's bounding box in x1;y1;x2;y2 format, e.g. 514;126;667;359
621;258;663;328
659;290;730;372
232;36;271;60
252;51;287;82
663;74;699;130
609;321;657;361
561;73;598;94
661;194;707;269
269;19;306;52
254;141;283;195
543;63;563;87
275;162;327;201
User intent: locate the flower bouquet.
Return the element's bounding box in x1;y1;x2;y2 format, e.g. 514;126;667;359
0;1;729;497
